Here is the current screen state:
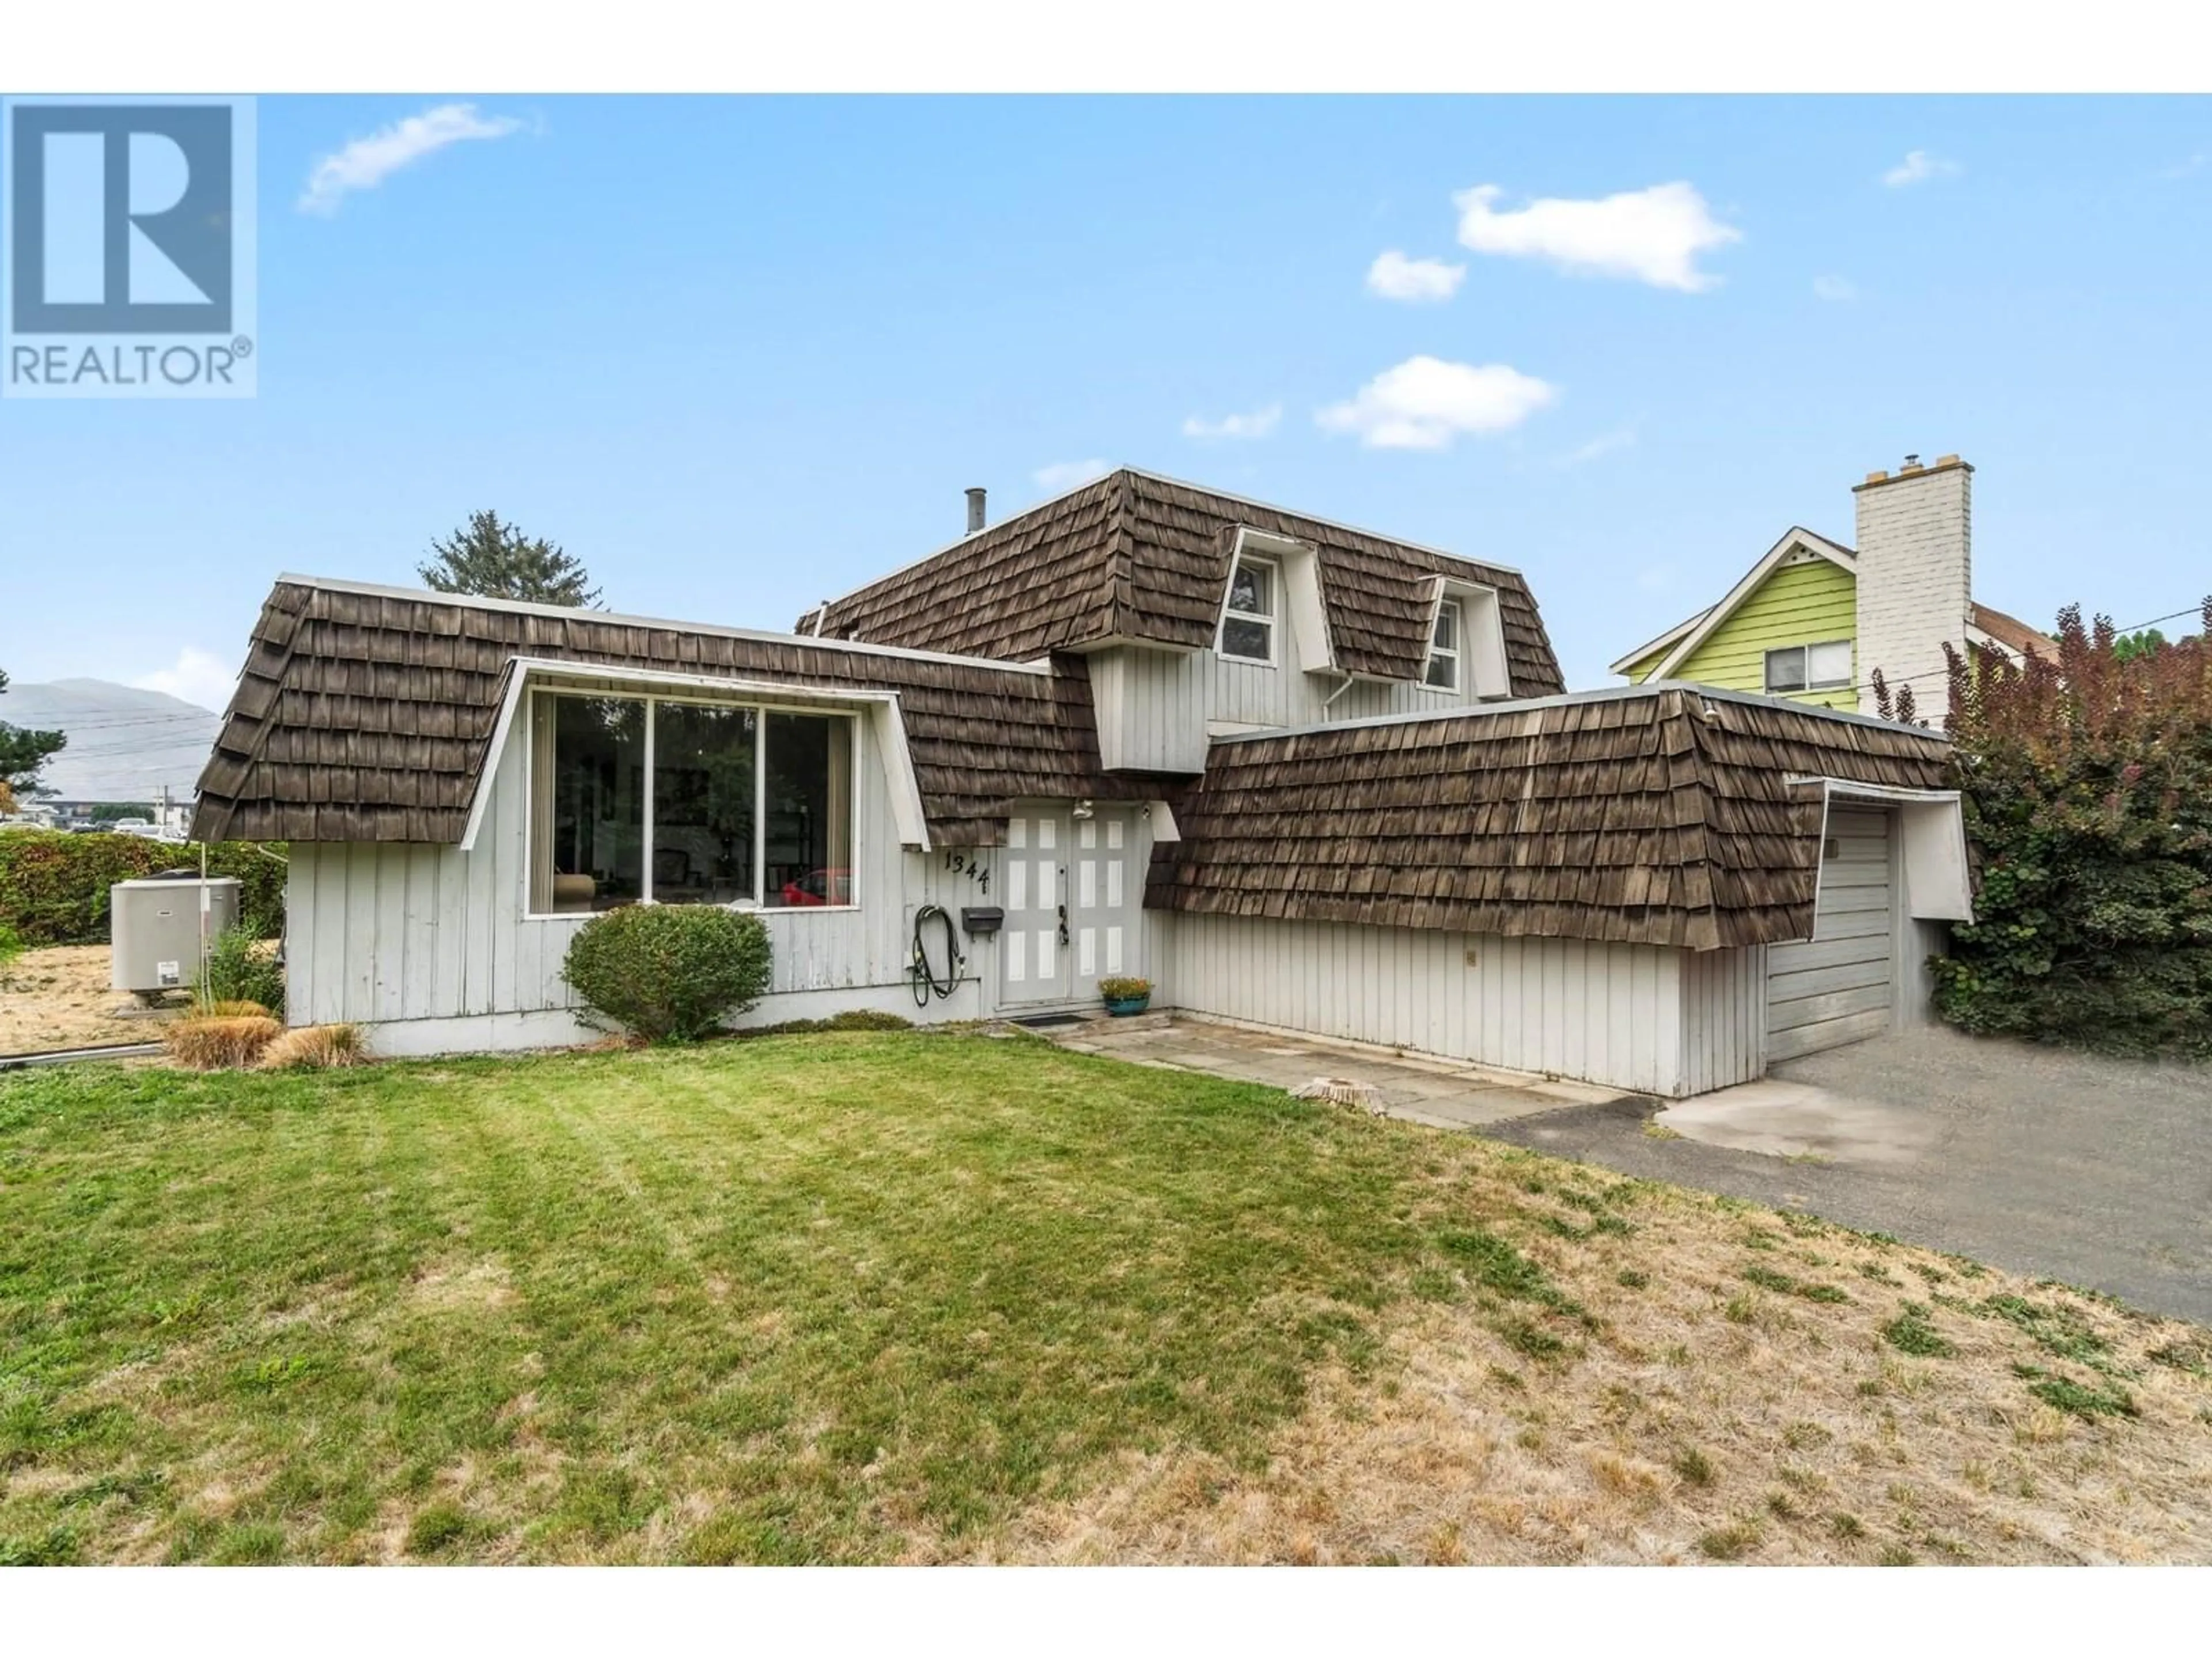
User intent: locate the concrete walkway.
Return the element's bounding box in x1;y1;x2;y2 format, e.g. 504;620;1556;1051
1054;1014;1620;1130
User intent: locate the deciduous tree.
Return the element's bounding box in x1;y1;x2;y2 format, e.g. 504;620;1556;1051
1931;600;2212;1055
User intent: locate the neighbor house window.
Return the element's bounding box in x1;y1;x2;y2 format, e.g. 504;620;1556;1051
530;691;854;914
1764;641;1853;694
1217;555;1277;664
1425;599;1462;690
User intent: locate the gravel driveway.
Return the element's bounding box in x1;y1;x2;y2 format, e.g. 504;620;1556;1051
1484;1025;2212;1326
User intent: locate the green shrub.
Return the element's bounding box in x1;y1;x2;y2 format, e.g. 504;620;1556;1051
1929;603;2212;1057
560;903;772;1043
0;832;286;947
196;925;285;1013
0;920;21;973
736;1009;915;1040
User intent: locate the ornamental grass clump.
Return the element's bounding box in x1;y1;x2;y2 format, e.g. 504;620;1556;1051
164;1013;283;1071
258;1023;368;1071
560;903;772;1043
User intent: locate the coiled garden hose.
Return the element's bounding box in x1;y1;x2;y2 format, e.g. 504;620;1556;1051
910;904;961;1006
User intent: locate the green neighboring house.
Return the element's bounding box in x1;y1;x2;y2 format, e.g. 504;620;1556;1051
1611;453;2054;719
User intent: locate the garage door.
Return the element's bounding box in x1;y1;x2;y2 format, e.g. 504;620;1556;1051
1767;806;1895;1060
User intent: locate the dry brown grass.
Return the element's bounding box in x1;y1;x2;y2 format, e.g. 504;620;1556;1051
200;999;274;1020
966;1152;2212;1566
257;1022;367;1071
0;945;174;1056
163;1014;283;1071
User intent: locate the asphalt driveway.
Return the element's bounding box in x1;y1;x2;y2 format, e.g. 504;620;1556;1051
1484;1026;2212;1326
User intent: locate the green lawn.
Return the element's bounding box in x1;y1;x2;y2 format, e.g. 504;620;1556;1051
8;1032;2209;1566
0;1032;1495;1564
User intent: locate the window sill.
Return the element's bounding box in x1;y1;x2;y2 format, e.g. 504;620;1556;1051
523;903;863;923
1218;652;1277;669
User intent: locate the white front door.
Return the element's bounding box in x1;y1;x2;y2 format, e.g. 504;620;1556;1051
998;809;1068;1006
1066;809;1139;1003
997;806;1142;1009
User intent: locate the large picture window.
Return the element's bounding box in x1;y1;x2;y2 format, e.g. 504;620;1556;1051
531;691;854;915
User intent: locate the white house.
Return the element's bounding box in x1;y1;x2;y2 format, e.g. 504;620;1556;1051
193;470;1971;1094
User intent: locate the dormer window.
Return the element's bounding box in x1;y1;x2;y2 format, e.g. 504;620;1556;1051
1218;554;1278;665
1425;599;1463;690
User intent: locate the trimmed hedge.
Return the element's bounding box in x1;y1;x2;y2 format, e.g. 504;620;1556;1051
561;902;772;1043
0;831;286;947
1931;603;2212;1058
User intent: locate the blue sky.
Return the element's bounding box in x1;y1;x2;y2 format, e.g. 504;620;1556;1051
3;94;2208;712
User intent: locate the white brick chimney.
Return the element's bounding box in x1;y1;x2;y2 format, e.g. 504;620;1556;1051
1853;453;1972;719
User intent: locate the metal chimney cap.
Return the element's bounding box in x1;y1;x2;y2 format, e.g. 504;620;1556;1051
964;486;987;534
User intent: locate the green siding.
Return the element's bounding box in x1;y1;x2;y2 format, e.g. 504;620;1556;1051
1629;558;1859;711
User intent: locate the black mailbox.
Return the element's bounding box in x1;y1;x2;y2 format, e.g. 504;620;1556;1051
960;906;1005;937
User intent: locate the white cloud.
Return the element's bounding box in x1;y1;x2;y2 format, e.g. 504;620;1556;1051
131;648;237;714
1812;274;1858;302
2158;152;2206;179
1882;150;1960;188
1181;403;1282;441
300;103;524;215
1453;181;1740;293
1032;458;1113;494
1365;250;1466;303
1556;427;1637;469
1316;356;1558;451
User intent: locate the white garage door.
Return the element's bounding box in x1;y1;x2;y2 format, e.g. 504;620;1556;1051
1767;806;1895;1060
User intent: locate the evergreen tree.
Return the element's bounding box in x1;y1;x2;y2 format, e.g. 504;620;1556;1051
0;667;67;813
418;510;601;608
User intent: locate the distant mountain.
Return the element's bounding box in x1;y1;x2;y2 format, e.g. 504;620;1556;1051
0;679;221;803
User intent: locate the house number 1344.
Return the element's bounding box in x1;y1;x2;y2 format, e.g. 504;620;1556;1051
942;850;989;892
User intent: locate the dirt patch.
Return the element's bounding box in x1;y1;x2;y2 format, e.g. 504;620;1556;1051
974;1183;2212;1565
0;946;179;1056
408;1260;518;1313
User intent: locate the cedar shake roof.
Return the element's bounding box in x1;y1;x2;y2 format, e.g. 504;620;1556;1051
1969;601;2058;662
1147;685;1953;951
795;469;1565;695
191;578;1150;847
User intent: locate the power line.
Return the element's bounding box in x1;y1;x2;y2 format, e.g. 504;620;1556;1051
1851;597;2209;697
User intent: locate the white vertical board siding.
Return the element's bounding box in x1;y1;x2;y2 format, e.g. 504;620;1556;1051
286;697;988;1045
1092;612;1520;777
1896;918;1947;1032
1091;649;1209;774
1677;944;1768;1096
1159;912;1688;1095
1208;653;1461;730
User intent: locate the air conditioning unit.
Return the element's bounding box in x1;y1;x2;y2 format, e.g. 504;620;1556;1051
110;874;241;1002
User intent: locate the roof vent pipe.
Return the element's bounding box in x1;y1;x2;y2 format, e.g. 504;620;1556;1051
965;487;987;535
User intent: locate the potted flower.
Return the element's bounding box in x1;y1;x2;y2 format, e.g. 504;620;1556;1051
1098;975;1152;1016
